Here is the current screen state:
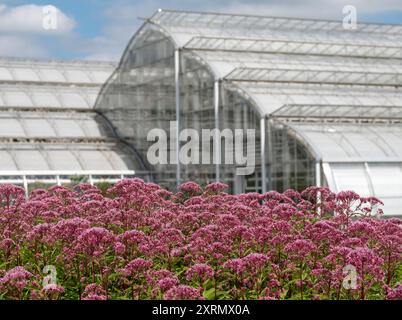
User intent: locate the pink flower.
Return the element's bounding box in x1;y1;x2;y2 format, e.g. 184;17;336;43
346;247;385;285
42;284;65;297
81;283;107;300
120;258;153;277
82;294;107;300
0;180;399;300
243;253;268;271
114;242;126;255
119;230;147;244
179;182;203;195
223;259;246;275
0;184;25;209
185;264;214;282
157;277;179;291
385;284;402;300
285;239;316;258
0;266;32;285
0;266;33;298
164;285;204;300
205;182;228;193
75;227;115;257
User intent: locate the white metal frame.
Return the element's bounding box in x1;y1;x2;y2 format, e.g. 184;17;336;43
0;170;135;197
184;36;402;59
151;9;402;36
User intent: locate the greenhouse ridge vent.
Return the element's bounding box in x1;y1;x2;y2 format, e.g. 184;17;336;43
2;9;402;216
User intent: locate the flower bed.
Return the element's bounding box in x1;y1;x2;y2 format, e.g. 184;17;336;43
0;180;401;300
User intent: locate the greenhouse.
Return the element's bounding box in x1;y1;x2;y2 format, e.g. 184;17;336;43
95;9;402;216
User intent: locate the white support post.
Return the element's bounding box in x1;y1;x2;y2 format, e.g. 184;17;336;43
364;162;375;195
315;161;321;187
266;118;273;191
22;175;28;198
315;161;322;215
175;49;181;187
214;79;220;182
260;117;266;194
89;175;94;186
56;175;61;186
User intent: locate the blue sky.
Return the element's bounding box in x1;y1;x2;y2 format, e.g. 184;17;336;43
0;0;402;61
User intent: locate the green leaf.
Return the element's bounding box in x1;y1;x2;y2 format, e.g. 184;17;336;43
203;287;216;300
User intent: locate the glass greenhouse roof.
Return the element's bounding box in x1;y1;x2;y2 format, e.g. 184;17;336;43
0;111;110;139
224;82;402;117
0;58;142;176
287;123;402;162
184;36;402;59
149;9;402;47
0;58;116;84
193;49;402;75
0;84;101;109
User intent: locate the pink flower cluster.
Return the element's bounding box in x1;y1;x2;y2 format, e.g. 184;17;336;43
0;180;400;300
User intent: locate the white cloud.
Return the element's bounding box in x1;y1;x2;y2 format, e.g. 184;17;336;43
84;51;121;62
0;35;48;58
0;3;76;59
0;4;75;34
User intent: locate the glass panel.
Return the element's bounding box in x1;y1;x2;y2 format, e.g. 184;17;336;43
91;71;112;83
39;69;66;82
0;151;18;170
180;52;215;187
4;92;33;107
380;198;402;216
270;123;315;192
78;150;113;170
13;68;40;81
368;164;402;198
287;123;402;162
220;83;262;193
87;93;99;106
59;93;90;109
0;67;13;81
65;70;92;83
25;119;56;137
346;133;384;159
47;150;82;170
32;92;62;108
80;119;103;137
95;27;176;188
330;163;371;196
0;118;25;137
54;120;85;137
104;151;134;170
16;150;50;170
